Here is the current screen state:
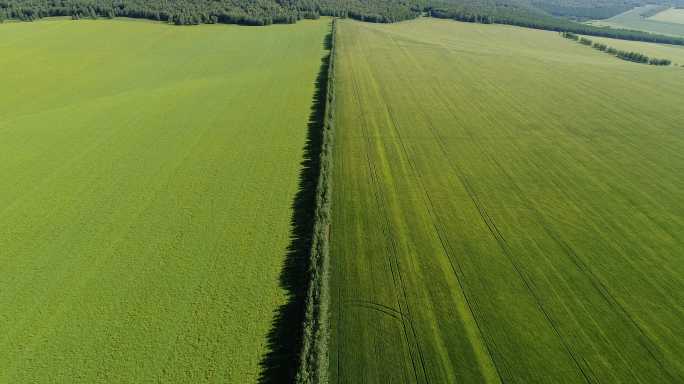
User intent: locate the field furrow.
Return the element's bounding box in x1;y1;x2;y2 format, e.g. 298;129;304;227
330;18;684;384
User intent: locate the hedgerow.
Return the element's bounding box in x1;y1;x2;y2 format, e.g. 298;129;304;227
561;31;673;65
295;18;336;384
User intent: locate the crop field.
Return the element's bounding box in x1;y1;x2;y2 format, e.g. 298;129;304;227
329;18;684;383
649;7;684;25
0;18;328;382
588;5;684;37
585;34;684;65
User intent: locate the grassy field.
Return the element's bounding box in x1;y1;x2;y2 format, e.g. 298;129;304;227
585;34;684;65
650;7;684;25
588;5;684;37
0;18;328;383
329;18;684;383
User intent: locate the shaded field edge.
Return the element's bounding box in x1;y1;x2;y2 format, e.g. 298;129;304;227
295;18;336;384
257;20;335;384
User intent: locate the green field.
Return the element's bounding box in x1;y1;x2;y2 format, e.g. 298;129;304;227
329;18;684;383
649;7;684;25
0;18;328;382
588;5;684;37
586;34;684;65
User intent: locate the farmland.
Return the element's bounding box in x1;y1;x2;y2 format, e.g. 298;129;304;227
586;34;684;65
329;18;684;384
0;18;329;383
588;5;684;37
649;7;684;25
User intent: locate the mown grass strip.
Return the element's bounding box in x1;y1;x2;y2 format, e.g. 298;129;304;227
295;18;336;384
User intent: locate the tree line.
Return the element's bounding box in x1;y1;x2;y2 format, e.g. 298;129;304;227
295;17;336;384
0;0;424;26
562;32;673;65
428;0;684;46
3;0;684;47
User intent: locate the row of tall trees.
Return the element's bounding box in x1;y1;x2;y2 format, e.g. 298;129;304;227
295;17;336;384
2;0;684;46
562;31;673;65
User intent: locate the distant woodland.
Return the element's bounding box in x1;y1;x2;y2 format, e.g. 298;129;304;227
2;0;684;45
0;0;425;25
428;0;684;45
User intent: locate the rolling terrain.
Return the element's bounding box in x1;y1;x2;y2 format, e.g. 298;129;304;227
649;7;684;25
329;18;684;384
0;18;329;383
586;34;684;64
589;5;684;36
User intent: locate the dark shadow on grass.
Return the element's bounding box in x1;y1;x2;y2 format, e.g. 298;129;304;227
258;28;333;384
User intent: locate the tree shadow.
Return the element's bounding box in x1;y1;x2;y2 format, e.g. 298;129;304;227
258;28;333;384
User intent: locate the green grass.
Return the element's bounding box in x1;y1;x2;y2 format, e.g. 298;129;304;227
588;5;684;37
329;18;684;383
649;8;684;25
584;34;684;65
0;18;329;383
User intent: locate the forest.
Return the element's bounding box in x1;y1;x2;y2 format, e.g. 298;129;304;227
0;0;425;25
2;0;684;45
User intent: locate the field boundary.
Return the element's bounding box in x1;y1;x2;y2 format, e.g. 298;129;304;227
561;32;675;66
295;18;336;384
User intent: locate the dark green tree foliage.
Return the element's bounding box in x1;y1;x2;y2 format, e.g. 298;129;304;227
649;57;671;65
562;31;580;40
562;33;672;65
0;0;424;25
296;18;336;384
616;50;648;63
429;0;684;46
2;0;684;46
592;41;608;51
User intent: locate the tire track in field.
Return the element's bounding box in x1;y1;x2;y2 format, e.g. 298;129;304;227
538;74;684;310
486;154;681;383
352;78;422;384
483;145;679;382
469;61;684;381
381;31;515;384
370;29;507;384
379;31;593;384
364;82;431;384
423;48;673;382
344;299;405;320
441;67;681;383
351;30;461;384
341;31;422;384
